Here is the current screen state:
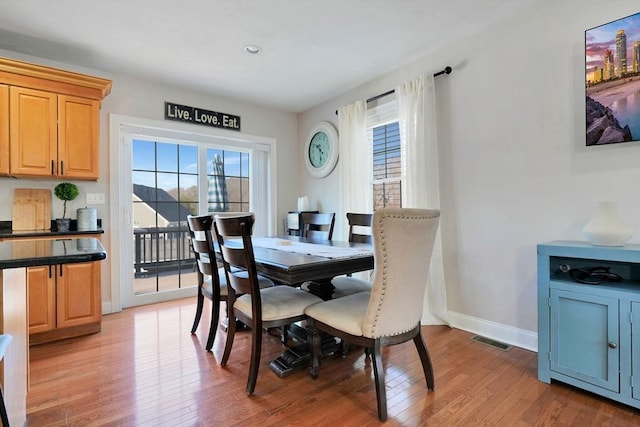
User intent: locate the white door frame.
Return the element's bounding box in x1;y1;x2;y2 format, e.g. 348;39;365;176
109;114;277;312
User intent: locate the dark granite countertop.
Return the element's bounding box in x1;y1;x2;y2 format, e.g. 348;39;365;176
0;220;104;239
0;237;107;269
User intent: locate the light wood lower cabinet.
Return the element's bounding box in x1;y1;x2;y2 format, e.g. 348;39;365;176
27;265;55;333
28;261;101;344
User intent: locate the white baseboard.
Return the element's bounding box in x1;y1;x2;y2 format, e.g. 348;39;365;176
447;311;538;352
102;301;114;315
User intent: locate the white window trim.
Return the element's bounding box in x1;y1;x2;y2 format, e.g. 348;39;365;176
367;100;402;210
367;98;398;128
108;114;277;312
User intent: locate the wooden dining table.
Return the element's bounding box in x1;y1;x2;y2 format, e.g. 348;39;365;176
249;235;373;298
238;235;374;376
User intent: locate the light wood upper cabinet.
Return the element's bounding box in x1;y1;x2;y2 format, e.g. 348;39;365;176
9;87;101;179
9;86;58;177
0;56;111;180
0;84;8;175
58;95;100;179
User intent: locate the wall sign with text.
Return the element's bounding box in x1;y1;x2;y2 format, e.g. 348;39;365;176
164;102;241;131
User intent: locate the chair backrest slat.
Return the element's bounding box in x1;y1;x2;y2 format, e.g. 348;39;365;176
362;208;440;339
346;212;373;244
187;214;221;281
301;212;335;241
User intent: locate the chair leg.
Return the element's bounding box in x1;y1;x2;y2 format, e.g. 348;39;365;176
220;310;236;367
0;383;9;427
341;339;348;357
246;320;263;395
413;330;435;390
190;290;204;334
307;320;321;378
220;302;229;332
371;340;387;422
205;297;221;351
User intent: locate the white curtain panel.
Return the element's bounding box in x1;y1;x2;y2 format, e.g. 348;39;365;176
396;74;449;326
338;101;369;222
338;100;370;280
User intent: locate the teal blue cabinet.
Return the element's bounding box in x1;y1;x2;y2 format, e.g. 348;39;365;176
538;241;640;409
633;301;640;401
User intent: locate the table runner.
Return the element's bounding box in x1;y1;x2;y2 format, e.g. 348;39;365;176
251;237;371;259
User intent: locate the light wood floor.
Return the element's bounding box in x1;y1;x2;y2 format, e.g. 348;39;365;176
134;271;198;295
26;298;640;426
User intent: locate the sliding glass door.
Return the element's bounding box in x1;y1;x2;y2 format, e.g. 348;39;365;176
130;139;252;302
111;115;274;309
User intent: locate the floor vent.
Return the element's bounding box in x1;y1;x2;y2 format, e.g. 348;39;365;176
471;335;512;351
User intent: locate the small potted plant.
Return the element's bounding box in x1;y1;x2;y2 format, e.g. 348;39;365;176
54;182;79;232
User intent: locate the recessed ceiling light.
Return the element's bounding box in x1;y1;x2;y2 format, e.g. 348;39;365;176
244;45;261;54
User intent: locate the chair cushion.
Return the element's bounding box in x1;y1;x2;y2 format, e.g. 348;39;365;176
0;334;12;360
304;291;371;336
203;267;229;296
331;276;372;299
235;286;322;321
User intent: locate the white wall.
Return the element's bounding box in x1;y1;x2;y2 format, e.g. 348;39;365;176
0;49;300;309
298;1;640;350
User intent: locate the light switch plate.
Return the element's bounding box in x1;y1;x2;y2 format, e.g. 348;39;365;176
86;193;105;204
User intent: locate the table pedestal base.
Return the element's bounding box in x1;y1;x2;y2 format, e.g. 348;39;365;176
300;278;335;301
269;277;342;377
269;323;341;377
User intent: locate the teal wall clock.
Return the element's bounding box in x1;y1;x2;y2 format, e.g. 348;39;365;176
304;122;338;178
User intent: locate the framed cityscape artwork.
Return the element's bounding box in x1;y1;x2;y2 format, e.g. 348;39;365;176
585;11;640;146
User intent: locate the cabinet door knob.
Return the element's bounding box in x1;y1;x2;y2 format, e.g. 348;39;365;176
608;342;617;349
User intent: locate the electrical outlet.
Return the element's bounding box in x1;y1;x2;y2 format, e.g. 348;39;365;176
86;193;105;204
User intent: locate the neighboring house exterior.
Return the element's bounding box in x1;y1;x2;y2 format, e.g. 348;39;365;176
133;184;192;228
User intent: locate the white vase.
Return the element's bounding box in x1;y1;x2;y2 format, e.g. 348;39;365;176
297;196;309;211
582;202;634;246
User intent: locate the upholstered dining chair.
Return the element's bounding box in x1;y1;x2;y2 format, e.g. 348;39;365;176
300;212;335;240
331;212;374;299
187;214;273;351
213;213;323;395
304;208;441;421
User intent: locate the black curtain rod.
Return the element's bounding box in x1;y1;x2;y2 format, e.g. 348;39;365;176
335;66;452;115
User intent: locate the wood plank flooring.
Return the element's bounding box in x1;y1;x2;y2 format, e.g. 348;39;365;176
26;298;640;426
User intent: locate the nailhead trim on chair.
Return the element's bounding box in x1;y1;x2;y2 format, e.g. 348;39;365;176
367;210;441;338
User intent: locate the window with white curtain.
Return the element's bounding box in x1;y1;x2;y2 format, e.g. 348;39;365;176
367;100;402;210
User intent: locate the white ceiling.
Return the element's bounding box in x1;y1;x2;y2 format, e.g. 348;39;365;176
0;0;539;113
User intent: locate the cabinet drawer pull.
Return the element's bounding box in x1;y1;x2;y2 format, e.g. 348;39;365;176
60;161;64;175
51;160;54;175
608;342;617;349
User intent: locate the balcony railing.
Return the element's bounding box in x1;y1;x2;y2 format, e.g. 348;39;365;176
133;226;195;278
